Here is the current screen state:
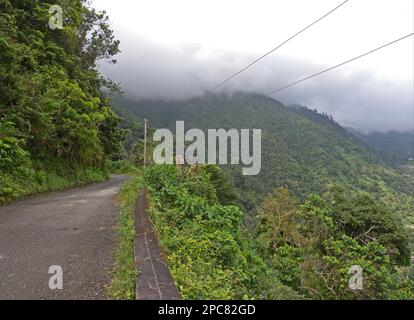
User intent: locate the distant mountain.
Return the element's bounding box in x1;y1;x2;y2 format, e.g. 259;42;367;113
112;92;414;243
345;128;414;165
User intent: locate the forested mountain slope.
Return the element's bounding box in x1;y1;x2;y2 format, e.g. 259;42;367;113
113;93;414;243
114;94;412;193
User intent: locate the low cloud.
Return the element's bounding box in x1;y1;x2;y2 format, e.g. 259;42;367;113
99;35;413;133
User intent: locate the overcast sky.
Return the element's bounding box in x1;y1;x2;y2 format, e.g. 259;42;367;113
92;0;414;132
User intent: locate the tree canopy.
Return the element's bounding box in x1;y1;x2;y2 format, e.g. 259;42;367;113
0;0;124;202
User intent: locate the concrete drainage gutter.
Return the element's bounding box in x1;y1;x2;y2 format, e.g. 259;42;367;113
134;189;180;300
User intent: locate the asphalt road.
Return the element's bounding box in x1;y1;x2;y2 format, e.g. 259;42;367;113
0;175;129;300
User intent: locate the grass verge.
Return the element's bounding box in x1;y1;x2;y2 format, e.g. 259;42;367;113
109;169;143;299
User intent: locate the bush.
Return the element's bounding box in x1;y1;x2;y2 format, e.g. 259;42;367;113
145;164;278;299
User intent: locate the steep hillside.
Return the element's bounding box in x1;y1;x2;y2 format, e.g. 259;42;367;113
113;92;414;241
0;1;123;203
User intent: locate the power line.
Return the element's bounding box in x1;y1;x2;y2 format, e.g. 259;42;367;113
205;0;350;94
265;32;414;96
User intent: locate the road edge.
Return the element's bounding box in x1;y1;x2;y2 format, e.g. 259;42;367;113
134;189;180;300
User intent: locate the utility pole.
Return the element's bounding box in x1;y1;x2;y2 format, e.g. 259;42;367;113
143;119;148;167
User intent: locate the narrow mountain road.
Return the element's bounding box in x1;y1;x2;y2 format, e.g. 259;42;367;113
0;175;129;300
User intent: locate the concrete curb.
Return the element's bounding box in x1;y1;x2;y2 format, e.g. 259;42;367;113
134;189;180;300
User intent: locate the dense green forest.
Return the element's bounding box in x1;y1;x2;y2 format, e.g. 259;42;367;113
345;128;414;165
0;0;124;203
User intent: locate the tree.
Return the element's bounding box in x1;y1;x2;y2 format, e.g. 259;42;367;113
255;187;412;299
257;188;304;253
0;0;123;165
203;165;239;205
0;0;124;201
329;189;411;266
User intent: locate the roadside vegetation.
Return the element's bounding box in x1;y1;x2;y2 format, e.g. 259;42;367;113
0;157;108;204
0;1;124;204
144;164;414;299
144;164;292;299
107;160;142;176
109;165;143;300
